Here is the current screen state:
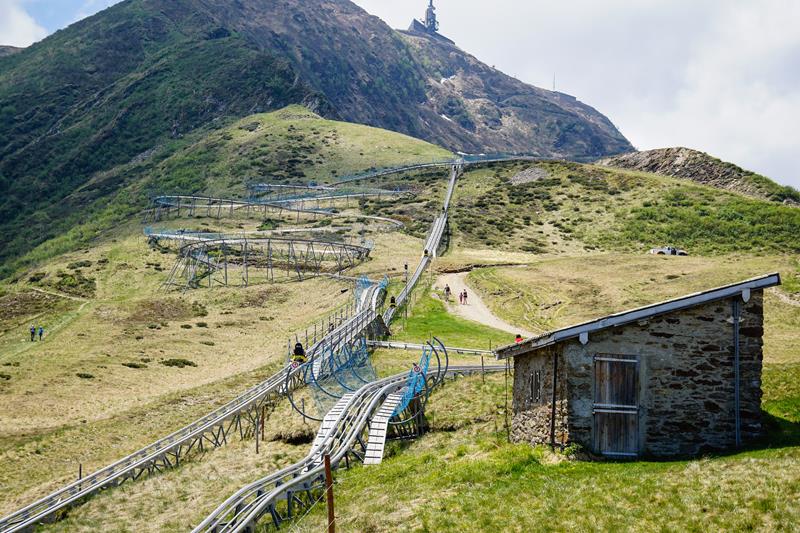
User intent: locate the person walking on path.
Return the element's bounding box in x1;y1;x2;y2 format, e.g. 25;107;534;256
38;326;44;341
462;289;468;305
444;284;452;302
30;325;36;342
458;290;464;305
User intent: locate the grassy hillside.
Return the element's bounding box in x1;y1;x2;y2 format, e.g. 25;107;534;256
599;147;800;204
1;151;799;530
287;252;800;532
0;0;632;270
1;106;450;279
448;161;800;256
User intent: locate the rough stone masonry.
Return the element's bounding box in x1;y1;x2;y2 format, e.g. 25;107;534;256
511;290;765;457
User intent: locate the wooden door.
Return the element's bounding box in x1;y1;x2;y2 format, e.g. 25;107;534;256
593;356;639;457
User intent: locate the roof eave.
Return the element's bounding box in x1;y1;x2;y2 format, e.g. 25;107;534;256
496;272;781;360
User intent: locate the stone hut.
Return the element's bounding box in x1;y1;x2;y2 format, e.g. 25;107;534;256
496;274;781;458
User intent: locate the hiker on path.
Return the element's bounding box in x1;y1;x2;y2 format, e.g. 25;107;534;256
458;290;464;305
30;325;36;342
515;334;524;344
444;284;451;301
39;326;44;341
462;289;468;305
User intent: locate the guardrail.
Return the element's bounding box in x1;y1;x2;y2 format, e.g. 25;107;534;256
0;158;470;532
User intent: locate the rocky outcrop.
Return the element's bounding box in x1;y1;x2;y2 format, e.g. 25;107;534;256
598;147;799;205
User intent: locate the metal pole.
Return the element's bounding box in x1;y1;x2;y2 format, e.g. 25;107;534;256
324;454;336;533
733;299;742;447
550;352;558;449
261;405;266;443
505;357;511;443
255;409;260;455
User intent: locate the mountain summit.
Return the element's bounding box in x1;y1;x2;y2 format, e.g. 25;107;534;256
0;0;632;266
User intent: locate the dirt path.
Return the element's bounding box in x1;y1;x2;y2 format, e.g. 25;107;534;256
436;272;535;338
770;287;800;307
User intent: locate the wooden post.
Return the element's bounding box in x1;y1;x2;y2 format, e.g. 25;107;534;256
324;454;335;533
505;357;511;443
261;405;266;443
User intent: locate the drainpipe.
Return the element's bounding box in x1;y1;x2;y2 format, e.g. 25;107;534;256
550;351;558;449
732;299;742;447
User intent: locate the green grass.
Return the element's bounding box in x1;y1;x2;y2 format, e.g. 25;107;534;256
290;371;800;532
450;161;800;257
2;106;450;279
390;288;510;350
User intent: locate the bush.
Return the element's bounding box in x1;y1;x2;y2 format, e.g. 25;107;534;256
191;301;208;317
181;324;193;329
28;272;47;283
161;358;197;368
122;362;147;369
76;373;94;379
67;260;93;270
0;373;11;381
196;322;208;328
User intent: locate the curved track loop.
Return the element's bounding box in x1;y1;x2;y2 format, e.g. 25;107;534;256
193;363;502;533
0;157;476;533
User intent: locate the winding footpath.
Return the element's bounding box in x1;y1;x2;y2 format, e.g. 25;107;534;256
437;272;535;338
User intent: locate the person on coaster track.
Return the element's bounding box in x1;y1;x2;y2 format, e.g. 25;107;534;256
292;342;307;364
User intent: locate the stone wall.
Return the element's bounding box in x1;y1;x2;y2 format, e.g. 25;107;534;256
513;290;765;457
511;346;569;446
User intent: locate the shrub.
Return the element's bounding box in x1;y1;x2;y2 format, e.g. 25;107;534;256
196;322;208;328
181;324;193;329
76;373;94;379
67;260;93;270
200;341;215;346
29;272;47;283
161;358;197;368
122;362;147;369
0;373;11;381
191;302;208;317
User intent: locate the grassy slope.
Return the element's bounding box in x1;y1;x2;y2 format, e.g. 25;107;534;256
1;152;799;530
0;112;449;518
292;271;800;532
449;161;800;257
279;162;800;532
4;106;450;278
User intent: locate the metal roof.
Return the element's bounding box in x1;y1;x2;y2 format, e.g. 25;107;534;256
496;273;781;360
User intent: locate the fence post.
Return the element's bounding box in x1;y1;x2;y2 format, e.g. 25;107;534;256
325;454;336;533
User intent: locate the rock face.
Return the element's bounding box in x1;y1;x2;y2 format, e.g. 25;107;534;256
512;291;765;457
598;147;799;204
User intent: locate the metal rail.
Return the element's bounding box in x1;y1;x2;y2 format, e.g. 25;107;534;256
367;340;494;356
0;158;470;532
193;364;503;533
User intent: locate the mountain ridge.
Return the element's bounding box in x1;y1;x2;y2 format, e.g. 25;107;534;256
598;147;800;205
0;0;632;268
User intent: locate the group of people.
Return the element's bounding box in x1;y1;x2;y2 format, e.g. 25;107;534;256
443;284;468;305
29;325;44;342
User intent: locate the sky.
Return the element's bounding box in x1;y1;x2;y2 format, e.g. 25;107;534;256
1;0;798;188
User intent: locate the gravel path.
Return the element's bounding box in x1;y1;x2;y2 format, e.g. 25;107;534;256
436;272;535;338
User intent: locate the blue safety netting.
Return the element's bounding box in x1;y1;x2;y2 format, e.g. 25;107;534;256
306;337;377;414
392;345;433;417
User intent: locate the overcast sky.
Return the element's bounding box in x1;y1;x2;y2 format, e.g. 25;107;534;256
2;0;798;188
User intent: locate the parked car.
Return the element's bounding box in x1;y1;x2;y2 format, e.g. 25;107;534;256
650;246;689;256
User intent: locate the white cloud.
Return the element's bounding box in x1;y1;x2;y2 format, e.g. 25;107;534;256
0;0;47;47
355;0;800;187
